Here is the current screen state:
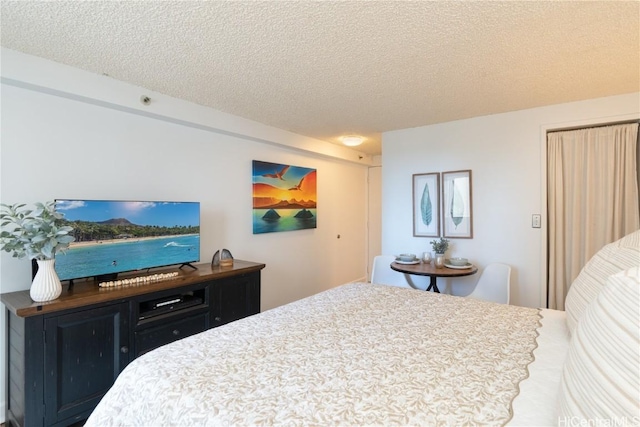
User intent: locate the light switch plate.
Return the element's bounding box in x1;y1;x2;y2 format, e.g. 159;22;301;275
532;214;541;228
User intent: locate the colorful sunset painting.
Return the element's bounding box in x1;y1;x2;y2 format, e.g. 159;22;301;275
252;160;317;234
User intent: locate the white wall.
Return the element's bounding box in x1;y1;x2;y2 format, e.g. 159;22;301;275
382;93;640;307
367;164;382;279
0;49;372;422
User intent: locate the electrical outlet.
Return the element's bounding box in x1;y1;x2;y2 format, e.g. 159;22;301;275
532;214;541;228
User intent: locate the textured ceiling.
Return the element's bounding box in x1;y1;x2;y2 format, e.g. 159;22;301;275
1;1;639;155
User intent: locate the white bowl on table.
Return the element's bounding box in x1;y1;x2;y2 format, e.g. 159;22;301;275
448;257;469;266
396;253;417;262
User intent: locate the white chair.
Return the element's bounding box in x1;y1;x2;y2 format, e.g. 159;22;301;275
466;263;511;304
370;255;414;288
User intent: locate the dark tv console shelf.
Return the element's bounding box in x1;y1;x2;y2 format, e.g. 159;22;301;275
1;260;265;427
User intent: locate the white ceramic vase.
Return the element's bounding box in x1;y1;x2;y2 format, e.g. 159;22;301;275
30;259;62;302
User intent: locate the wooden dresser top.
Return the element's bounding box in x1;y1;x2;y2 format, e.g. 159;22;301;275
1;260;265;317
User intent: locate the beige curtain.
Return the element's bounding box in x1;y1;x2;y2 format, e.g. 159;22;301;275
547;123;639;310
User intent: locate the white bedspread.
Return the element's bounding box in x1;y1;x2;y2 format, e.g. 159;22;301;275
86;283;552;426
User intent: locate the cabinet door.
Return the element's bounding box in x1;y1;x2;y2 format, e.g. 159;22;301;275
212;272;260;326
44;302;130;426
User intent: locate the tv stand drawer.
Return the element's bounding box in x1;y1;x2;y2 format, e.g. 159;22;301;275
135;312;208;356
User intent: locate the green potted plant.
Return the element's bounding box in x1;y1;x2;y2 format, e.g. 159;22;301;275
430;237;449;268
0;201;74;302
430;237;449;255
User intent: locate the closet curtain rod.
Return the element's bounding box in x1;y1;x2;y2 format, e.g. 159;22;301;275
548;119;639;134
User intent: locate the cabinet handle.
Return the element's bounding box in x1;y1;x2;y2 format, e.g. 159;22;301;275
120;346;129;354
214;316;221;322
172;329;180;336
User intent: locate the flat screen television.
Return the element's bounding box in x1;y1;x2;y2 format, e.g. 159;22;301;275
54;199;200;282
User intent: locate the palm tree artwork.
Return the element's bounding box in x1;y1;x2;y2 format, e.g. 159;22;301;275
412;173;439;237
450;180;464;229
442;170;472;238
420;183;432;226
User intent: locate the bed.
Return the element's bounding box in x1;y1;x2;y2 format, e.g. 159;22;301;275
85;231;639;426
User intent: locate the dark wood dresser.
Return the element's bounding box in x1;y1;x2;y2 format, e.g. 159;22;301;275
1;260;265;427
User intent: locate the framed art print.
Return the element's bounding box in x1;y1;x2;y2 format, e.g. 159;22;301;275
442;170;473;238
252;160;317;234
413;172;440;237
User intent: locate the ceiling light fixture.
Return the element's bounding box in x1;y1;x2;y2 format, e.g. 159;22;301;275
341;135;364;147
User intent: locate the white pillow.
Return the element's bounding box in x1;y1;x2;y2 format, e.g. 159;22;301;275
557;267;640;424
564;230;640;334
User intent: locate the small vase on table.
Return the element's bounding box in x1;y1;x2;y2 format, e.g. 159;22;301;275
430;238;449;269
435;253;446;269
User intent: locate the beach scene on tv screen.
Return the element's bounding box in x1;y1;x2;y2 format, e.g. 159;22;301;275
55;200;200;281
